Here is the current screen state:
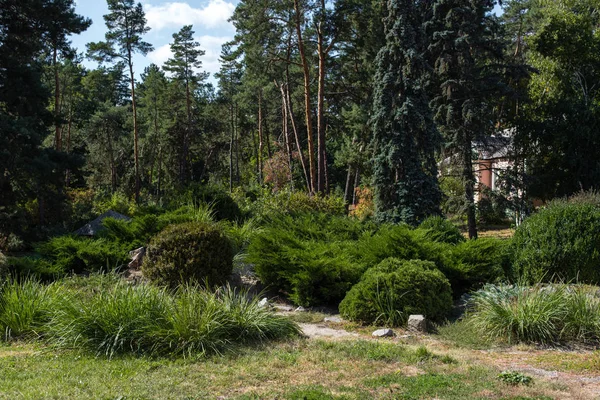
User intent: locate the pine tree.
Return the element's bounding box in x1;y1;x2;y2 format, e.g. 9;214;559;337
370;0;442;225
164;25;207;184
44;0;91;152
428;0;505;239
87;0;153;203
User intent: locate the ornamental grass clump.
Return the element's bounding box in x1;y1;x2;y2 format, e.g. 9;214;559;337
469;283;600;345
46;279;300;357
0;279;63;340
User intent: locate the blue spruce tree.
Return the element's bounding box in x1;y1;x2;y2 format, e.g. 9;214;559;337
371;0;442;225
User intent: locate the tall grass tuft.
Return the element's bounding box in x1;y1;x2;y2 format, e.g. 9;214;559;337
469;283;600;345
48;282;170;357
46;279;300;357
562;285;600;343
0;279;63;340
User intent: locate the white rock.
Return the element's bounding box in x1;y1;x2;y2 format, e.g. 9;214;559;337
372;328;395;337
324;316;344;323
295;306;306;312
258;297;269;308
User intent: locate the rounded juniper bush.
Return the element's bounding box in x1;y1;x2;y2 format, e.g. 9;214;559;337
142;222;234;288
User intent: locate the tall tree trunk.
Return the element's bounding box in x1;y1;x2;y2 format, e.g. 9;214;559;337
317;28;326;194
229;101;235;192
127;55;140;203
183;77;192;184
352;167;360;205
54;46;62;151
235;102;240;183
157;144;163;198
279;82;294;189
258;90;264;184
105;123;117;194
294;0;316;193
344;164;353;204
463;131;478;239
65;107;73;187
286;82;310;192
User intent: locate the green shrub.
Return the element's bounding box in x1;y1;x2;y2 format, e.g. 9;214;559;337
142;222;233;287
186;184;243;222
37;236;129;273
250;214;457;307
4;256;64;280
469;283;600;345
417;216;465;245
512;202;600;284
0;279;63;340
353;225;424;268
47;280;299;357
249;230;361;306
445;238;510;296
249;189;346;218
339;259;453;326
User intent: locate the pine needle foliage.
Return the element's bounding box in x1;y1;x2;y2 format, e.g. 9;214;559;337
371;0;442;226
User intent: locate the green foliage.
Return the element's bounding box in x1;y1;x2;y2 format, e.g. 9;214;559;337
3;257;64;281
37;236;129;273
446;238;510;295
477;189;510;225
248;214;425;306
185;185;243;221
512;201;600;284
0;279;62;340
498;371;533;386
370;0;441;225
246;190;346;219
339;259;452;326
46;280;300;357
418;216;465;245
469;283;600;345
142;222;233;288
93;192;137;217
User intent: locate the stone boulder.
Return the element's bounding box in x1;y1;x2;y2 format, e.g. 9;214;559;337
407;315;428;333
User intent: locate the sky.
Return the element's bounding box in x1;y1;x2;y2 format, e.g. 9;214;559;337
69;0;240;85
69;1;503;86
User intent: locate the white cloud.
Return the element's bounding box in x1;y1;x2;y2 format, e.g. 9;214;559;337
147;44;173;66
144;0;236;31
147;35;232;78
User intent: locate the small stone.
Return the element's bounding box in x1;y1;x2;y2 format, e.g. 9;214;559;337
324;316;344;323
258;297;269;308
407;315;428;333
372;328;395;337
274;304;294;312
295;306;306;312
127;247;146;270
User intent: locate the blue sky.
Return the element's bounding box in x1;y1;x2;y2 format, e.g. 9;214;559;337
69;1;503;85
70;0;240;84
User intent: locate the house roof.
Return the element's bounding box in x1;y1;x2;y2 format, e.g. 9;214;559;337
73;210;131;236
475;134;513;160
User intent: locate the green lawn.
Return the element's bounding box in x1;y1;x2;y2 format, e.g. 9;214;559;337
0;338;569;399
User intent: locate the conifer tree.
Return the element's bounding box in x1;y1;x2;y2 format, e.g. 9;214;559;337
371;0;442;225
87;0;153;203
164;25;207;184
428;0;505;239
